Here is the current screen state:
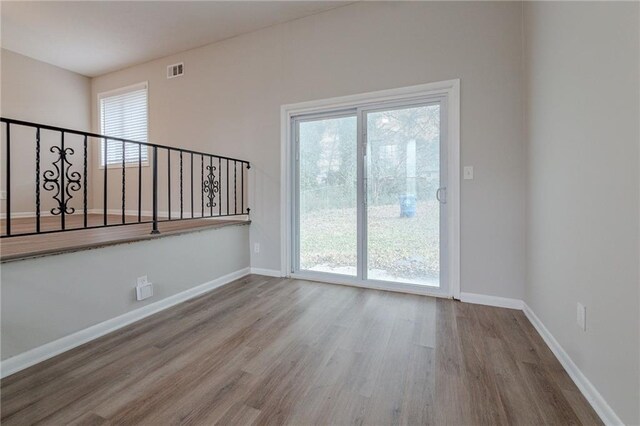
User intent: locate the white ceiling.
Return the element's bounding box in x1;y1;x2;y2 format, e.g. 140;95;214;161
1;1;352;77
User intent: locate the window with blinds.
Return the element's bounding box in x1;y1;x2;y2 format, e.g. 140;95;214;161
99;83;149;166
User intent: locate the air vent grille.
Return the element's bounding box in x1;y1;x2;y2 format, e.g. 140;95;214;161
167;62;184;79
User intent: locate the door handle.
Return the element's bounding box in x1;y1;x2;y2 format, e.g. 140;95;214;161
363;178;368;207
436;187;447;204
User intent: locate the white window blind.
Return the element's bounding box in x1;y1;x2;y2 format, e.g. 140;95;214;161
99;83;148;166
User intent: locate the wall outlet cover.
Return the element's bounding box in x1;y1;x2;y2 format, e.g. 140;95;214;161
136;282;153;301
577;302;586;331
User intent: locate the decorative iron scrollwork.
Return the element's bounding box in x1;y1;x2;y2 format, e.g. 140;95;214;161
203;165;219;208
43;146;81;215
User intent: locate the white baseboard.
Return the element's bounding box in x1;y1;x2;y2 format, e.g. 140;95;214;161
460;293;621;424
522;303;622;426
249;267;282;277
88;208;155;217
0;272;622;425
88;208;235;218
459;292;524;310
0;211;57;219
1;209;244;220
2;210;157;220
0;267;251;379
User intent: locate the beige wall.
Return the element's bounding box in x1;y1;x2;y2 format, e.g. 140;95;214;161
0;49;90;128
92;1;526;299
524;2;640;424
1;49;92;216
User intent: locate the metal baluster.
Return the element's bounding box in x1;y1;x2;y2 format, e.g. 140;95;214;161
0;118;255;237
60;131;65;231
83;135;88;228
138;144;142;223
180;151;183;219
103;138;108;226
201;155;204;218
5;123;10;236
35;127;41;233
241;162;244;215
246;162;251;214
151;146;159;234
122;140;126;224
209;156;213;217
167;149;171;220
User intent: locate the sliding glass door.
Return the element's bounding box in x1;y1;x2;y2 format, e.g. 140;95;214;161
293;98;448;295
295;113;358;276
364;102;445;288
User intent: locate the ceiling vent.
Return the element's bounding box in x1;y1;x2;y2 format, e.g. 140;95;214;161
167;62;184;79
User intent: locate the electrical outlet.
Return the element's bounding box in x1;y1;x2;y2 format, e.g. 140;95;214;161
577;302;586;331
136;276;153;301
254;243;260;253
0;190;6;200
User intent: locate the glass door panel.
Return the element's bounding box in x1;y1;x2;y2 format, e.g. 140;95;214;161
297;115;358;276
365;103;442;287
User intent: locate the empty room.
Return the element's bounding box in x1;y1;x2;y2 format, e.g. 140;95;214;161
0;1;638;425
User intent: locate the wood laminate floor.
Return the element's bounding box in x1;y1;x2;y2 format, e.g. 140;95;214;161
0;214;249;262
0;275;601;425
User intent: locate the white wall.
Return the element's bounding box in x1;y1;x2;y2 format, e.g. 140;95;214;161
524;2;640;424
1;224;249;360
91;1;526;299
0;49;92;215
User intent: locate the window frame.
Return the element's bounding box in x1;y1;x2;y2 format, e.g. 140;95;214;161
97;81;150;169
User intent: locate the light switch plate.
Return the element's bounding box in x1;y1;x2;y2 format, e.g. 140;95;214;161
463;166;474;180
577;302;586;331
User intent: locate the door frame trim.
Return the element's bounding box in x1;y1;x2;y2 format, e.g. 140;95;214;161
280;79;461;299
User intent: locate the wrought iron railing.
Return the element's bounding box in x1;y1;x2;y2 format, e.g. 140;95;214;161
0;117;250;237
